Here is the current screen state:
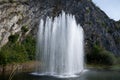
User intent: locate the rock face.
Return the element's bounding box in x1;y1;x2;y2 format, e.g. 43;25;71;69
0;0;120;55
30;0;120;55
0;1;31;47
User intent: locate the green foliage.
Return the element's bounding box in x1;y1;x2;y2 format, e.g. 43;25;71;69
0;35;36;65
21;25;29;33
101;22;106;27
86;21;92;25
0;43;28;65
8;34;19;43
86;7;90;14
9;0;13;3
116;57;120;64
22;35;36;60
107;29;113;34
86;45;116;66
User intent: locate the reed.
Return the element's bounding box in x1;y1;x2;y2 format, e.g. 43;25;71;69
8;65;18;80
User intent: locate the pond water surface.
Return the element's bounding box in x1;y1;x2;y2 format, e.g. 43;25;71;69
0;70;120;80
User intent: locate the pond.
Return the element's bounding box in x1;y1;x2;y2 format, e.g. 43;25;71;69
0;69;120;80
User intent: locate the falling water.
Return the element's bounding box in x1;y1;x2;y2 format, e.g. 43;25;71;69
35;11;84;77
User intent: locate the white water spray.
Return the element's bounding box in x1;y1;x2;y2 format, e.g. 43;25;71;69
35;11;84;77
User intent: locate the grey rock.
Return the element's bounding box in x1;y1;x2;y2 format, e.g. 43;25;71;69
29;0;120;55
0;1;30;47
0;0;120;56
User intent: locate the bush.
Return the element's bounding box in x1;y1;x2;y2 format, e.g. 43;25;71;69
86;45;116;66
116;57;120;64
8;34;19;43
0;35;36;65
22;35;36;60
0;43;28;65
21;25;29;33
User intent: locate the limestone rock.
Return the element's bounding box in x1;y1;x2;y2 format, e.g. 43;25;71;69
0;0;120;56
30;0;120;55
0;1;30;47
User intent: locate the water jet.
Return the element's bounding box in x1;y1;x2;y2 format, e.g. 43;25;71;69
35;11;84;78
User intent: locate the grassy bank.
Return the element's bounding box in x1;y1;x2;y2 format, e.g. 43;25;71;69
0;61;37;75
86;64;120;71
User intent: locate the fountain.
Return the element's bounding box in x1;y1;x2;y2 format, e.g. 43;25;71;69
34;11;84;78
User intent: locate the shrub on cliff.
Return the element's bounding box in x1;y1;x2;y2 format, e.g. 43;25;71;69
86;45;116;66
0;43;28;65
22;35;36;60
8;34;19;43
0;35;36;65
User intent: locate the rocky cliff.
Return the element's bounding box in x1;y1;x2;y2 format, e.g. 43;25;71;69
30;0;120;55
0;0;31;47
0;0;120;55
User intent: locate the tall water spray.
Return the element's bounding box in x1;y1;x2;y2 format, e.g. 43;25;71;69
35;12;84;77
